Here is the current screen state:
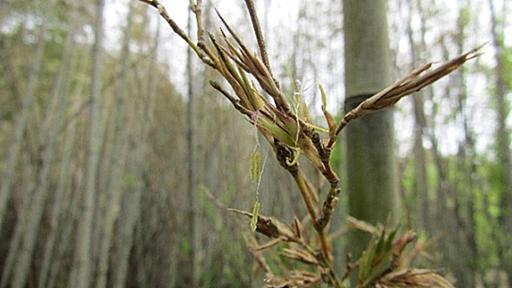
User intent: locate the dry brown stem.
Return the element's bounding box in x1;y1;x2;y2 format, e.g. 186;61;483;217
326;46;481;149
243;0;272;78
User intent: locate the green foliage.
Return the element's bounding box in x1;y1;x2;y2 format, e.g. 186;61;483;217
502;45;512;90
358;226;398;286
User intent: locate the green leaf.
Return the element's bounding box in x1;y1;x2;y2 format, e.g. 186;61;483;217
250;201;261;232
256;116;296;146
250;150;262;182
359;239;375;281
385;226;399;251
375;229;386;255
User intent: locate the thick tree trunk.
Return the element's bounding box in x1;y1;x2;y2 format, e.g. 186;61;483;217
72;0;106;287
342;0;398;259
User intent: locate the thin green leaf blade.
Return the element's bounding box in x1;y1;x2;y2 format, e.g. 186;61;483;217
250;201;261;232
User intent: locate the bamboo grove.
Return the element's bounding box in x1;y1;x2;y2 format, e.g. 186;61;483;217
1;0;511;287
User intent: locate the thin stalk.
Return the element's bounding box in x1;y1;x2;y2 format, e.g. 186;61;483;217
244;0;271;72
140;0;213;66
191;0;204;45
292;169;336;267
293;171;318;222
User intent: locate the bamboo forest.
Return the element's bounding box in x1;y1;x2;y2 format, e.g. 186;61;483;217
0;0;511;287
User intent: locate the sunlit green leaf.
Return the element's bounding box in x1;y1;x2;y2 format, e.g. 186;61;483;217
250;150;262;182
250;201;261;232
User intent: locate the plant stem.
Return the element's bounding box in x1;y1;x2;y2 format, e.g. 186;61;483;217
293;170;318;224
243;0;271;72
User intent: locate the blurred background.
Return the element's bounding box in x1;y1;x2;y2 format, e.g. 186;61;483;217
0;0;510;287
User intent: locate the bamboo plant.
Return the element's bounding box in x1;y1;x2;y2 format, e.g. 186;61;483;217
138;0;479;286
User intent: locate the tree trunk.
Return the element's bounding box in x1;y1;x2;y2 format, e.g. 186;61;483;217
0;174;36;288
108;15;159;287
454;0;479;284
342;0;398;259
48;160;84;288
128;15;162;288
95;4;133;288
406;0;430;233
0;6;47;232
38;57;84;288
428;41;472;286
10;32;76;288
111;166;142;288
177;6;199;287
488;0;512;282
72;0;106;286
